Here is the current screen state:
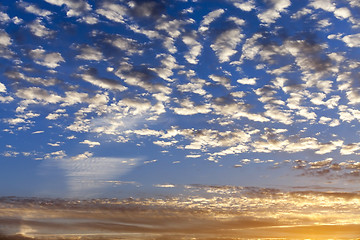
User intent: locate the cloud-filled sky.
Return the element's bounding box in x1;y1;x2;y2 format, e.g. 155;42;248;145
1;0;360;201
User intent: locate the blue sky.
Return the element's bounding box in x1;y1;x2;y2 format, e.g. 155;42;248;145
1;0;360;198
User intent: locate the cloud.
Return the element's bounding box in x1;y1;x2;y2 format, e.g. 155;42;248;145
342;33;360;47
340;143;360;155
79;140;100;148
3;188;360;238
75;45;104;61
257;0;291;25
309;0;336;12
172;99;211;115
229;0;256;12
18;1;53;18
103;35;143;55
79;67;127;91
0;11;11;23
29;48;64;68
27;19;55;38
199;9;225;33
209;75;233;90
182;32;202;64
44;0;91;17
115;63;171;94
0;30;11;47
71;151;93;160
5;69;59;87
211;28;243;63
96;1;127;23
16;87;62;104
0;82;7;93
237;77;258;85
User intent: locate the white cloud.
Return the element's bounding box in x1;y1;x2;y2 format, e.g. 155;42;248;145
309;0;336;12
0;30;11;46
334;7;352;19
80;140;100;148
16;87;62;104
340;143;360;155
237;77;258;85
27;19;54;38
75;45;104;61
342;33;360;47
173;99;211;115
18;1;53;18
105;35;143;55
0;82;6;92
182;33;202;64
264;105;293;125
229;0;255;11
79;69;127;91
71;151;93;161
154;184;175;188
0;12;10;23
96;2;127;23
209;75;233;89
257;0;291;25
199;9;225;33
29;48;64;68
44;0;91;17
211;28;243;63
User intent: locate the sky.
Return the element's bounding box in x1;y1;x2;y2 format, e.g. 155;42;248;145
1;0;360;197
2;0;360;238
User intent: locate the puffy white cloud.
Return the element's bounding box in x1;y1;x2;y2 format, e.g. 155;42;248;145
199;9;225;33
177;78;207;96
257;0;291;25
105;35;143;55
209;75;233;89
16;87;62;104
0;30;11;46
115;63;171;94
340;143;360;155
342;33;360;47
210;28;243;63
79;68;127;91
0;12;10;23
18;1;53;17
44;150;67;159
239;33;262;63
5;70;59;87
334;7;352;19
229;0;255;12
151;54;180;82
75;45;104;61
96;2;127;23
80;140;100;148
0;82;7;93
29;48;64;68
27;19;55;38
71;151;93;161
309;0;336;12
173;99;211;115
264;105;293;124
237;77;258;85
182;33;202;64
44;0;91;17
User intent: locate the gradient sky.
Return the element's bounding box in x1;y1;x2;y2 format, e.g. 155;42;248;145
1;0;360;199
